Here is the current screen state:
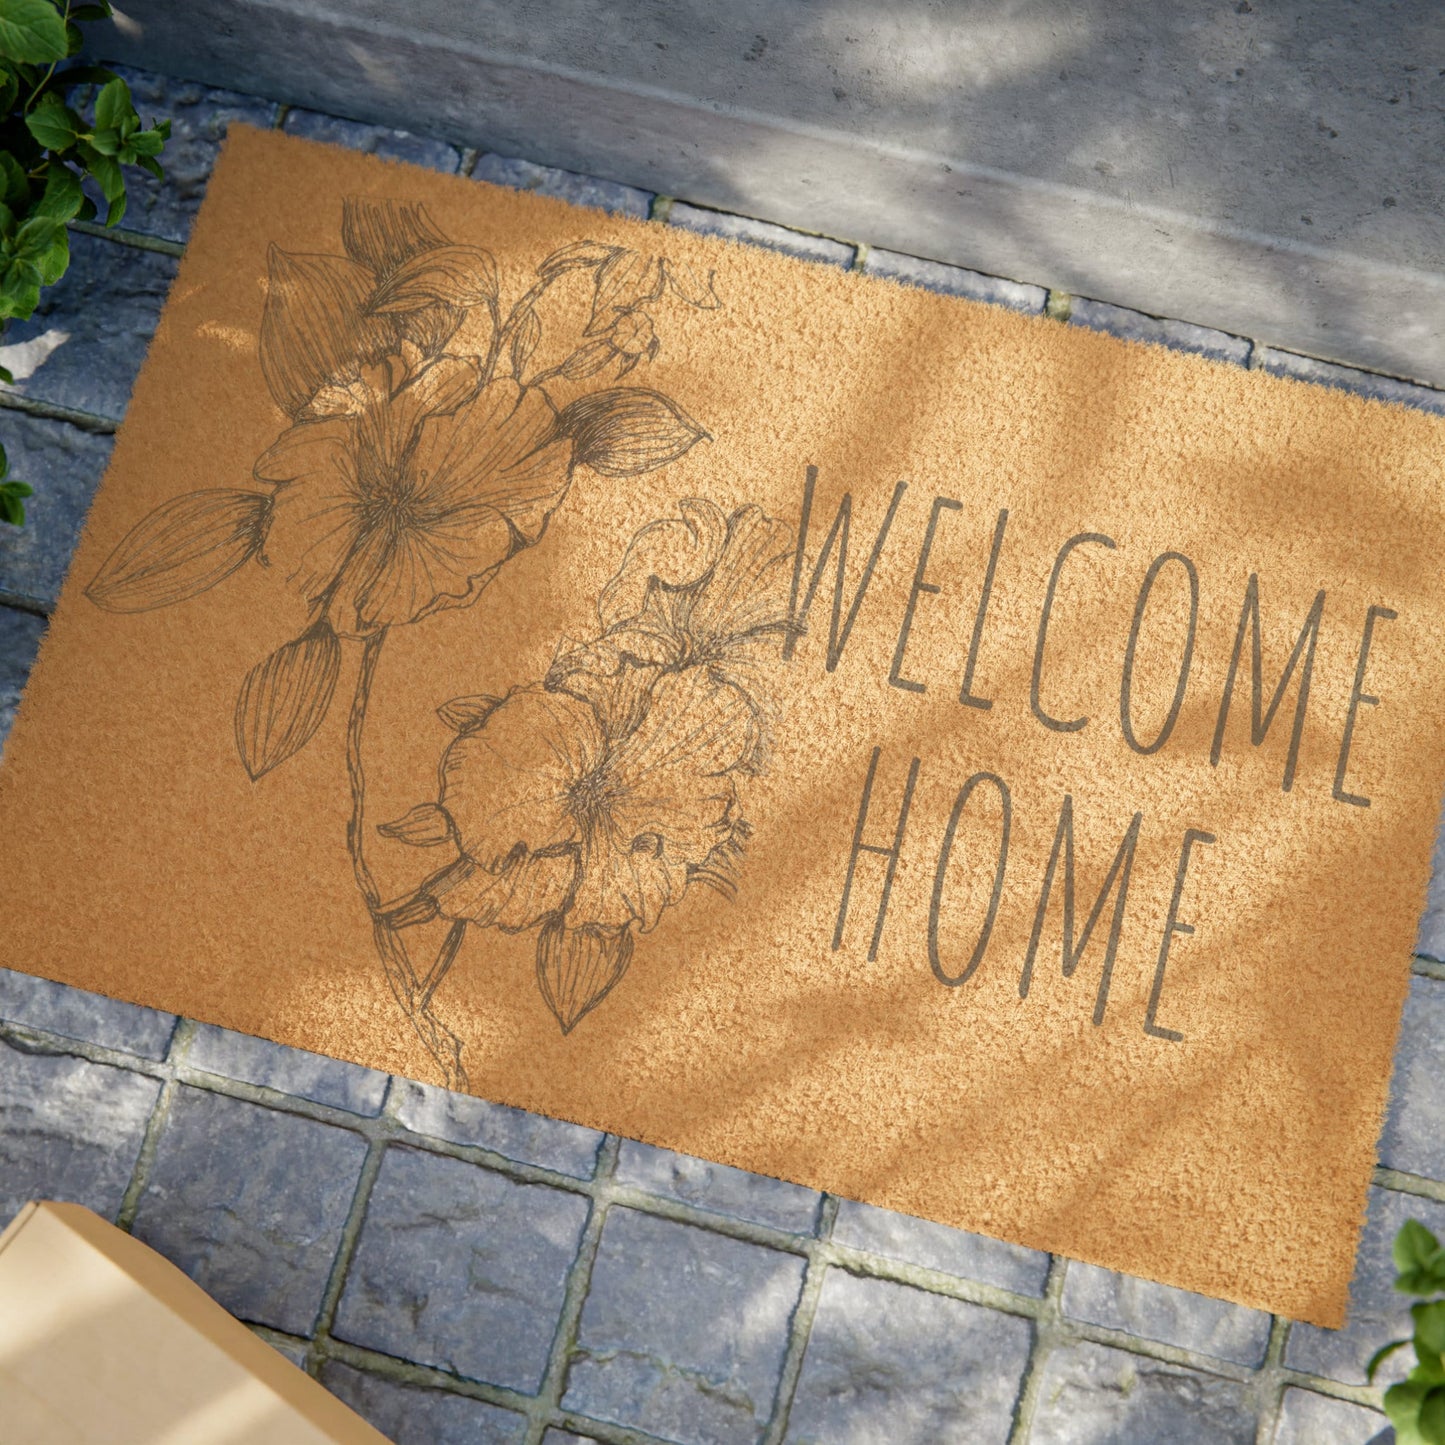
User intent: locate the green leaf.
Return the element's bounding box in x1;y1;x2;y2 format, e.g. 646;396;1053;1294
1387;1379;1431;1433
0;151;27;207
1398;1223;1444;1279
33;161;80;221
88;126;120;156
0;480;32;499
127;126;164;156
86;148;122;199
0;257;41;319
0;491;24;526
135;154;161;181
0;442;9;475
0;199;16;237
24;92;80;151
75;191;96;221
104;188;124;226
72;3;113;20
63;18;81;55
92;76;129;131
0;366;9;386
0;0;69;65
1418;1303;1445;1359
1422;1387;1445;1445
1368;1336;1414;1383
0;63;18;112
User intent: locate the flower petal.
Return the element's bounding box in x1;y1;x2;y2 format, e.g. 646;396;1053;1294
687;504;796;646
432;851;576;931
341;198;449;277
607;667;754;865
441;686;603;870
254;421;363;610
596;496;727;629
569;831;689;932
260;248;394;417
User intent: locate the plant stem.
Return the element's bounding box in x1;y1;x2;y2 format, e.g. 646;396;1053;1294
345;628;469;1088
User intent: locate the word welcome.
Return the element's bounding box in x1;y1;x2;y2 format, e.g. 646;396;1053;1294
783;467;1397;806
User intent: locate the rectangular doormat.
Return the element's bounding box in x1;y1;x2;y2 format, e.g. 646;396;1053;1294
3;126;1442;1328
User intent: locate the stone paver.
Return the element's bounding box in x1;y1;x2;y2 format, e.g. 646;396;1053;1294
335;1144;589;1392
1257;346;1445;415
614;1138;819;1232
129;1085;368;1335
92;65;278;242
1378;974;1445;1181
0;967;175;1059
320;1361;527;1445
473;153;653;217
283;109;461;172
391;1077;602;1176
0;413;113;613
1285;1184;1445;1387
1060;1260;1272;1367
0;1035;160;1224
1271;1387;1390;1445
564;1207;805;1445
786;1269;1032;1445
831;1197;1050;1297
0;231;177;422
187;1023;389;1116
1068;296;1252;366
668;202;854;267
0;604;42;749
862;247;1046;312
1028;1340;1257;1444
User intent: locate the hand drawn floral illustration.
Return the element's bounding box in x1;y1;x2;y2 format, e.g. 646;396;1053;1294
85;197;795;1087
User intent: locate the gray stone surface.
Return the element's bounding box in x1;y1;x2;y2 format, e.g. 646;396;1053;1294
1069;297;1252;366
0;414;113;613
542;1434;601;1445
668;203;854;268
0;232;178;422
1286;1185;1445;1387
0;1036;161;1225
1272;1388;1391;1445
1256;348;1445;415
473;152;652;217
130;1085;367;1335
262;1335;309;1368
96;65;279;242
1419;813;1445;961
320;1361;527;1445
564;1206;804;1445
334;1144;588;1392
187;1024;388;1116
0;605;44;751
786;1269;1032;1445
1060;1260;1272;1367
1028;1340;1257;1444
1379;975;1445;1181
0;967;175;1060
831;1197;1049;1297
390;1078;602;1177
862;247;1046;313
91;2;1445;384
614;1139;819;1233
283;109;461;172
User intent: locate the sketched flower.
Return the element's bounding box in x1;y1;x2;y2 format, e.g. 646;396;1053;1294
435;667;756;927
253;363;574;637
551;497;796;712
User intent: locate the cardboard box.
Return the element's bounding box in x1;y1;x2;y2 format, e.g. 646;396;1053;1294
0;1200;390;1444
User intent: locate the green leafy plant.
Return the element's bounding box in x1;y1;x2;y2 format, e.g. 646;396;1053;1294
1367;1219;1445;1443
0;0;170;522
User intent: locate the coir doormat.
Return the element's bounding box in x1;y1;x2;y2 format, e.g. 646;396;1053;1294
3;127;1442;1327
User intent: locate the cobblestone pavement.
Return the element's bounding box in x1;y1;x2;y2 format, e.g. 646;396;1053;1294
1;65;1440;1445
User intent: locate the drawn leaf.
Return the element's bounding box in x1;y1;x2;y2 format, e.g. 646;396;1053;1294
557;388;708;477
234;621;341;780
378;802;454;847
369;244;499;313
587;252;664;335
665;259;721;310
437;694;504;732
341;198;448;277
537;240;621;280
536;917;633;1034
86;490;270;613
559;337;615;381
511;307;540;377
260;246;393;417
